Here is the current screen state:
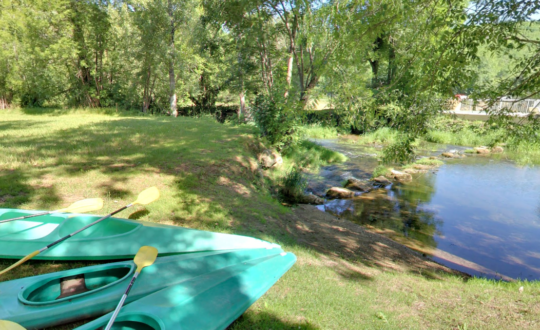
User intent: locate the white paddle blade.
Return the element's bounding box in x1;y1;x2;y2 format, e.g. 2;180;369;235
60;198;104;214
134;187;160;205
0;320;27;330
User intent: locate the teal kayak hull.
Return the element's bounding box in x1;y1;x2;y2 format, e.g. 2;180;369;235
75;252;297;330
0;208;279;260
0;248;291;329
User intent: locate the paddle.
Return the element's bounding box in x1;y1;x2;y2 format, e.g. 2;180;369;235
0;320;26;330
0;187;160;276
104;246;158;330
0;198;104;224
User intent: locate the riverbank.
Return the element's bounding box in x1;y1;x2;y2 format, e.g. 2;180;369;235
303;115;540;165
2;110;540;329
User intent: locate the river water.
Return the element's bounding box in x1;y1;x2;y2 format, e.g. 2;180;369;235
308;139;540;280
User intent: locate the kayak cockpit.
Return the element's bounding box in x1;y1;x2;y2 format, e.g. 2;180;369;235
57;216;140;239
85;315;162;330
19;264;134;305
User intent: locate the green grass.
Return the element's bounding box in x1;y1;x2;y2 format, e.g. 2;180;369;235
372;165;392;178
414;157;444;166
281;140;347;170
360;127;400;145
2;109;540;329
301;124;340;139
423;128;504;147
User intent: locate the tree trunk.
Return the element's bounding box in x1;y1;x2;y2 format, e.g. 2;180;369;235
168;0;178;117
387;38;396;85
142;65;152;113
238;91;246;121
284;55;294;98
369;59;379;88
300;74;319;108
284;15;297;98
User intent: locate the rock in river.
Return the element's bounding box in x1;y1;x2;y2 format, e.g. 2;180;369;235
326;187;356;199
441;152;461;158
390;170;412;182
344;178;372;192
299;194;325;205
372;176;392;186
474;147;490;154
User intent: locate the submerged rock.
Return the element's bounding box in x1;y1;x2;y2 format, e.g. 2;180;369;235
474;147;490;154
441;152;459;158
344;178;372;192
299;194;325;205
390;170;412;182
326;187;356;199
372;176;392;186
403;168;427;174
258;149;283;169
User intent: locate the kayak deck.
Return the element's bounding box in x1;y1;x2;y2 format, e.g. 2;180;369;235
0;248;290;329
75;252;297;330
0;208;279;260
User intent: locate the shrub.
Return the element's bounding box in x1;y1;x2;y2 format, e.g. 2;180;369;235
280;167;307;202
252;94;302;150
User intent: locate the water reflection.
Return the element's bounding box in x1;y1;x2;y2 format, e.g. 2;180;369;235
310;138;540;280
320;177;442;251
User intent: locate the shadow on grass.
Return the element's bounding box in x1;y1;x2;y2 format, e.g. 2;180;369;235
228;311;319;330
0;114;462;285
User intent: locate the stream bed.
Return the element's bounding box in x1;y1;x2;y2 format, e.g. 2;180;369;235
308;139;540;280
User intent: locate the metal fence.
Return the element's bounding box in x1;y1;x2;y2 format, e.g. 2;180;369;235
457;99;540;114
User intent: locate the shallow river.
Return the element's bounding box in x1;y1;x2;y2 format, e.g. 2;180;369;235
308;139;540;280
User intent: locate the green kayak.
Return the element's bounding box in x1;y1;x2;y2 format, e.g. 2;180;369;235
75;252;296;330
0;248;291;329
0;208;279;260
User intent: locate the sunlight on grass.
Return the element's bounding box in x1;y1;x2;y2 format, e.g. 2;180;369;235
2;109;540;330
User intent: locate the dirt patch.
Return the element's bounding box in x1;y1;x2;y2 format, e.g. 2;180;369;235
279;205;469;278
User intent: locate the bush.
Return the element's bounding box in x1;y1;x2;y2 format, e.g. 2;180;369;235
372;165;391;178
252;94;302;149
280;167;307;202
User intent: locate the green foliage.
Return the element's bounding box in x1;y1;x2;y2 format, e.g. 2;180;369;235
279;167;307;203
300;124;340;139
414;158;443;167
382;135;418;164
372;165;391;178
424;116;504;147
360;127;399;144
282;140;347;169
252;94;302;149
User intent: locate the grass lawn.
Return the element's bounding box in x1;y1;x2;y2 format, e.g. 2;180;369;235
1;109;540;330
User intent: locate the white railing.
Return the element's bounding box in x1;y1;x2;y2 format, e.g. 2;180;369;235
456;98;540;114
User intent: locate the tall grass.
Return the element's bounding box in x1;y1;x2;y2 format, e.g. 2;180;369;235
282;140;347;169
424;129;504;146
300;124;340;139
360;127;400;144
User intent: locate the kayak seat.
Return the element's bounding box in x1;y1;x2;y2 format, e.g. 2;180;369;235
20;266;133;304
57;275;89;299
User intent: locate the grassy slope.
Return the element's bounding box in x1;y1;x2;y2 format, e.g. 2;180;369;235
1;110;540;330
